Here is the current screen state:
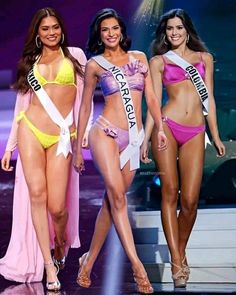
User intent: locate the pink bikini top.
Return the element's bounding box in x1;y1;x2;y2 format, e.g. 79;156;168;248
99;57;148;97
162;53;205;87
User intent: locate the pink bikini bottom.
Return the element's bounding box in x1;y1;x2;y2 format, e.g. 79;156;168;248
162;116;205;146
95;116;129;152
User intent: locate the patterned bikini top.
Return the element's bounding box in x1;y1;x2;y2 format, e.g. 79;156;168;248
99;56;148;97
33;48;76;87
162;53;205;87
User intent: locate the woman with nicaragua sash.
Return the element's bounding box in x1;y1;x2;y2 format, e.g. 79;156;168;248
73;8;167;294
0;7;93;291
142;8;225;288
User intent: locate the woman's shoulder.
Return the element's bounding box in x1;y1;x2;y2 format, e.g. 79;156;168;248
68;46;84;55
200;51;213;63
149;55;164;69
128;50;147;61
67;47;87;64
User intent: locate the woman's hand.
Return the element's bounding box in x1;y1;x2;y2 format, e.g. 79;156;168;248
214;138;226;157
82;130;89;149
73;150;85;174
1;151;13;171
140;140;152;164
157;130;168;151
72;141;85;174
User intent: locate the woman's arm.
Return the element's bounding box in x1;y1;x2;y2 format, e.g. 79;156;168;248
136;52;167;161
203;52;225;156
1;91;31;171
70;47;94;148
5;91;31;152
73;60;98;172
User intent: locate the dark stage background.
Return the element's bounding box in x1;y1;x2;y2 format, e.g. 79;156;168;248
0;0;236;203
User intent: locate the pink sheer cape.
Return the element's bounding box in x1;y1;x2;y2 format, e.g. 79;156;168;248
0;47;93;282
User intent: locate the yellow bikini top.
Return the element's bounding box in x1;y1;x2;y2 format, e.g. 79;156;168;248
33;48;76;87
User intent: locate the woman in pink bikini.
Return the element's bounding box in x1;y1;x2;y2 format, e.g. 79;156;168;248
73;8;167;294
142;8;225;288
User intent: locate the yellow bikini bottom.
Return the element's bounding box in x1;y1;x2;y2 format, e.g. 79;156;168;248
17;111;76;149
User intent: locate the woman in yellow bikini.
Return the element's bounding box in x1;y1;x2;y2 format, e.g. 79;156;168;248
0;7;93;291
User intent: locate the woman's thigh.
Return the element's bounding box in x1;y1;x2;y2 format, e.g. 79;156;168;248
178;132;205;202
17;120;47;194
151;123;179;191
89;126;134;195
46;143;72;212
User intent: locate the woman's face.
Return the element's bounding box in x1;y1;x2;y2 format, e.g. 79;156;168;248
165;16;188;48
38;16;62;47
100;17;122;49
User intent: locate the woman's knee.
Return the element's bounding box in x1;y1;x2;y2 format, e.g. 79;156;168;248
106;185;126;211
28;184;47;206
161;183;179;204
181;196;198;215
49;206;68;221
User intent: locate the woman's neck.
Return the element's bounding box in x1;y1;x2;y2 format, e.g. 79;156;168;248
103;46;125;58
172;45;191;58
42;45;61;56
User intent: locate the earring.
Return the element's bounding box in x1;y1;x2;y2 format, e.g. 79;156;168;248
97;40;102;46
163;35;168;45
61;33;64;44
120;34;123;43
35;35;41;48
186;34;189;43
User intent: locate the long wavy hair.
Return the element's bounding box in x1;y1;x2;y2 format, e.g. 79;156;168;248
14;7;84;93
151;8;208;56
86;8;131;57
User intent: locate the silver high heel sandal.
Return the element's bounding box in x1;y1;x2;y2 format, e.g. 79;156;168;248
44;261;61;291
53;238;66;270
182;255;190;281
170;261;186;288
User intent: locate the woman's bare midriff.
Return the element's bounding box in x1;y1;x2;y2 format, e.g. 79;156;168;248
25;84;77;134
101;90;143;131
162;80;205;126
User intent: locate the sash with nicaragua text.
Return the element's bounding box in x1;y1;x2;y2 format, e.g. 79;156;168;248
92;55;144;170
27;68;74;157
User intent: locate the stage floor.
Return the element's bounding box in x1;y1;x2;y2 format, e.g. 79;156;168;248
1;163;236;295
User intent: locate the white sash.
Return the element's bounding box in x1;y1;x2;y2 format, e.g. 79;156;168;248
92;55;144;170
164;50;211;147
164;50;208;115
27;69;73;157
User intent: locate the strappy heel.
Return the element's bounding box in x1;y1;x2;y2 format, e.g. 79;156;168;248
44;261;61;291
170;261;186;288
182;255;190;281
53;238;66;270
133;273;154;294
76;253;91;288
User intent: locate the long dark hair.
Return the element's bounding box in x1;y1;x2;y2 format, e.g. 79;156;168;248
151;8;208;56
86;8;131;56
14;7;84;93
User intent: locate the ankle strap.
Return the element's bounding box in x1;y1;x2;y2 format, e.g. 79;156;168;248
170;261;182;270
44;261;54;266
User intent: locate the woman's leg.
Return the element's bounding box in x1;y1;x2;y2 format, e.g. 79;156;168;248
17;121;57;284
178;132;205;261
81;157;137;274
151;125;182;275
87;127;148;275
46;143;72;260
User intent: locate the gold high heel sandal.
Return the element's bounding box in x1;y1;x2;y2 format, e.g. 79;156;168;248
53;238;66;270
76;253;91;288
182;255;190;281
133;273;154;294
44;261;61;291
170;261;186;288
